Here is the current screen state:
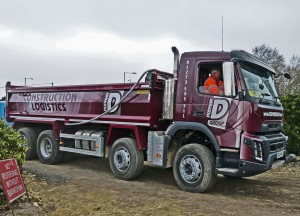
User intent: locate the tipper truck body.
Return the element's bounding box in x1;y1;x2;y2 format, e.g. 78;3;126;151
6;47;290;192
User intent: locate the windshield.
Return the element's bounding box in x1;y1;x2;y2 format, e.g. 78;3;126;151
240;62;279;104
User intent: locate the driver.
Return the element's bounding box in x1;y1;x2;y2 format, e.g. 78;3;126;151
204;68;224;95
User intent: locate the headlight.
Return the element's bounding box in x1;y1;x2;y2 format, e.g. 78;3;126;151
254;141;263;161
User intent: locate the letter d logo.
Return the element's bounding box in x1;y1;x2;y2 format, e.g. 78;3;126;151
104;91;124;114
211;99;229;119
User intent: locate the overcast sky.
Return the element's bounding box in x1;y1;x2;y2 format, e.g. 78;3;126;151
1;0;300;96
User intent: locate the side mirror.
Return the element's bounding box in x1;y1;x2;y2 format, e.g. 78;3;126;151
222;62;236;97
284;73;291;80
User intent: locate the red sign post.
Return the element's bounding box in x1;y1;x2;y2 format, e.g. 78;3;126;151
0;159;26;203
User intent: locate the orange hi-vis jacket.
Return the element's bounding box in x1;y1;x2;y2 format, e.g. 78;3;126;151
204;76;224;95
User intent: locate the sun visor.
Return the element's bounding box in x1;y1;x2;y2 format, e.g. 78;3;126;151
231;50;276;74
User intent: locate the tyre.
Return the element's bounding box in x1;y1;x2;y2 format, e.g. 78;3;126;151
109;138;144;180
18;127;38;160
37;130;64;164
173;144;217;193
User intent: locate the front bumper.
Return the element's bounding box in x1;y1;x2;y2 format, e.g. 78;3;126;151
236;151;286;177
217;132;288;177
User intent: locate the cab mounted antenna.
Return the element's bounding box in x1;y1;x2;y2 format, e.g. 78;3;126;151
222;16;224;52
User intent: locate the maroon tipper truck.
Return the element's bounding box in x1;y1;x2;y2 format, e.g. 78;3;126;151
6;47;291;192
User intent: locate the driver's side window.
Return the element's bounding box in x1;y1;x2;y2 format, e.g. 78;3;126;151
198;62;224;95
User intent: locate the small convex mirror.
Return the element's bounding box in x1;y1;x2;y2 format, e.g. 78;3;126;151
284;73;291;80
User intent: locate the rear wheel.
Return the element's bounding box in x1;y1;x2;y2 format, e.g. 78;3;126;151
37;130;63;164
109;138;144;180
18;127;38;160
173;144;217;193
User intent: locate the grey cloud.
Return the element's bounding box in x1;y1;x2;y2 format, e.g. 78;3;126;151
0;45;146;96
0;0;300;97
1;0;299;48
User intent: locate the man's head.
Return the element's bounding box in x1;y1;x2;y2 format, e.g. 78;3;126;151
211;68;222;80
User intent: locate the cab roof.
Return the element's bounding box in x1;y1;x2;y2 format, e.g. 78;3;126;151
181;50;276;74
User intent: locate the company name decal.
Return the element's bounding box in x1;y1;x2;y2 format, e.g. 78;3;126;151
263;112;283;117
23;93;77;112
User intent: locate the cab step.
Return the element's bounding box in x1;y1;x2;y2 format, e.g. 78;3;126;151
216;168;239;175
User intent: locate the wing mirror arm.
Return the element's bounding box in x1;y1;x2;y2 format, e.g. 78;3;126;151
275;72;291;79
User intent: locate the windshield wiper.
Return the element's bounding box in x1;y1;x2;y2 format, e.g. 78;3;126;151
260;93;271;105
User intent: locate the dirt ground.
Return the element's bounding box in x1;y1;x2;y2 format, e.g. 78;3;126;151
2;155;300;216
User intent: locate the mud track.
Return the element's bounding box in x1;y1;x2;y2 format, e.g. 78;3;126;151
19;156;300;215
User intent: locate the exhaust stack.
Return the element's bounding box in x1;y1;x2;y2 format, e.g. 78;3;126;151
171;46;180;78
162;47;180;120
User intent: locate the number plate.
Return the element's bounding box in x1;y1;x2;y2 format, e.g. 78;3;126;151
277;150;284;159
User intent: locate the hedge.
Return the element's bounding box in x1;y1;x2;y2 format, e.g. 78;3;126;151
0;119;26;166
0;119;26;205
281;95;300;155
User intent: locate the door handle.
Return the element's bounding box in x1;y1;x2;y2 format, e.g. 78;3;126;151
193;111;203;117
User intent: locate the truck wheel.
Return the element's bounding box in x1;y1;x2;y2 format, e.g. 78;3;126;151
18;127;38;160
37;130;63;164
109;138;144;180
173;144;217;193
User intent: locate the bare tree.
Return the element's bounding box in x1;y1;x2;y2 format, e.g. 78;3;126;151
252;44;286;72
284;55;300;95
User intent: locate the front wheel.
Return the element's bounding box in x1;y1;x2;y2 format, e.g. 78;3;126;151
37;130;64;164
173;144;217;193
109;138;144;180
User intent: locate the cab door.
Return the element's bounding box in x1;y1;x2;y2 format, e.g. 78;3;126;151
191;61;244;148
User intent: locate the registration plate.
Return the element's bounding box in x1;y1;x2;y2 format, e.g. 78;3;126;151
277;150;284;159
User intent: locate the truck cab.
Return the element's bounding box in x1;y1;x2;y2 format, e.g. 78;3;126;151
162;49;287;185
